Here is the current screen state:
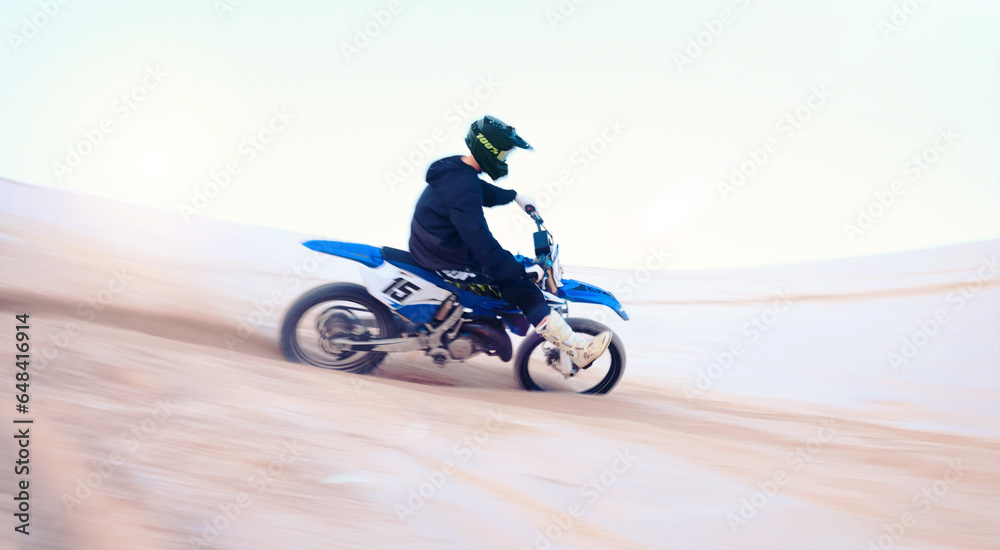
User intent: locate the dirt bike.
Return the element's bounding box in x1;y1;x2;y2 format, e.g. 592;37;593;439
279;206;628;393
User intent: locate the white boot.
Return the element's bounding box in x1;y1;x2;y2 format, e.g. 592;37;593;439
536;312;612;370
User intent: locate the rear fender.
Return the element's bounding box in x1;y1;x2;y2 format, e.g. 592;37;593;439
302;241;451;323
303;240;383;268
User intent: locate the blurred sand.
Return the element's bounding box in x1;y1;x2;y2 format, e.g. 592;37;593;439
1;178;998;549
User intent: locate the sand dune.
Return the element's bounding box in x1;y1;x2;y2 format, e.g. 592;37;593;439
1;178;998;549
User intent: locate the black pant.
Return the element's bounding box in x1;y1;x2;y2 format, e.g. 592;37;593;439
437;270;550;325
498;277;551;326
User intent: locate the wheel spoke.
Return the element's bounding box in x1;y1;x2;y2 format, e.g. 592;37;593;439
515;318;624;394
280;283;397;374
296;300;380;367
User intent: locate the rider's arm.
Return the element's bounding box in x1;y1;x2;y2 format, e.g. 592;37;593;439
443;180;524;282
479;181;517;207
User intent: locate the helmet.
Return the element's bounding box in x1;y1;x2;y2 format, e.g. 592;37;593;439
464;115;532;180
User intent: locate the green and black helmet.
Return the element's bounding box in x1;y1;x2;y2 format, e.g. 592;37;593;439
464;115;532;180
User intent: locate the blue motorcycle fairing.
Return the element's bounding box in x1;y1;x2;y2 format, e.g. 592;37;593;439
396;304;440;324
379;251;531;336
304;241;531;336
557;279;630;321
303;240;383;268
515;255;629;321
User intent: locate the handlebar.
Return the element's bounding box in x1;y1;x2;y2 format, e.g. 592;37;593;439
524;204;544;225
522;204;561;292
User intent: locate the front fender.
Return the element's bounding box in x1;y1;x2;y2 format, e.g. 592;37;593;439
557;279;629;321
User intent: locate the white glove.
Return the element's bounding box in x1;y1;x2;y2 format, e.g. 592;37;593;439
514;192;536;212
525;264;545;283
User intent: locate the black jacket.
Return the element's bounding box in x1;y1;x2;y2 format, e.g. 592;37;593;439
409;156;524;282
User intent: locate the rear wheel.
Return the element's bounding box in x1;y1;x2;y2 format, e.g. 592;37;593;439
280;283;398;374
514;317;625;394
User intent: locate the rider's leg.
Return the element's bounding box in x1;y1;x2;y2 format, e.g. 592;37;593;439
498;277;611;369
497;276;549;325
535;312;612;369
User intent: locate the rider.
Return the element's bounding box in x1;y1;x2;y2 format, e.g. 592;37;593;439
408;115;611;369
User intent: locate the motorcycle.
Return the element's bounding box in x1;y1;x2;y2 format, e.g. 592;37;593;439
279;206;628;393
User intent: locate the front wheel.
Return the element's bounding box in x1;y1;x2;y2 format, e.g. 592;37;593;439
514;317;626;394
280;283;399;374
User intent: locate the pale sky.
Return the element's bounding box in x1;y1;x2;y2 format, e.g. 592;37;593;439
2;0;997;270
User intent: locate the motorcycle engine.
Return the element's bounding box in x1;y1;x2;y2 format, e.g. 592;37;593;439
443;319;513;363
444;334;479;361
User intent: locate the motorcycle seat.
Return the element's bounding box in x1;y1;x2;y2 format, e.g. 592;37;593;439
381;247;420;270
